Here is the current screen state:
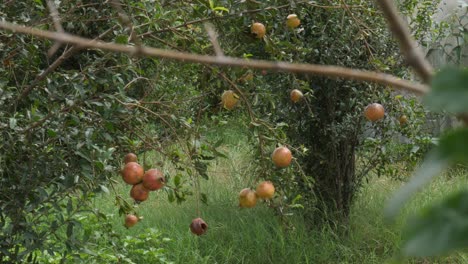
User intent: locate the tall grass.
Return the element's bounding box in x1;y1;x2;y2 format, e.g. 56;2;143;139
94;121;468;263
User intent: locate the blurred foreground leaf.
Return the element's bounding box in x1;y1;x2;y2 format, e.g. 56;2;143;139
402;189;468;256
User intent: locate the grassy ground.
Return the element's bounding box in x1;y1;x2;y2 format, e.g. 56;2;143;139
93;125;468;263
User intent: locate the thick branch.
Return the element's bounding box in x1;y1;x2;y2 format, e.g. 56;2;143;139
376;0;433;83
0;20;428;95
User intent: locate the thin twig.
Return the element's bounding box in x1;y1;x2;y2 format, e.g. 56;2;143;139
0;20;428;95
109;0;142;52
204;23;224;57
46;0;64;57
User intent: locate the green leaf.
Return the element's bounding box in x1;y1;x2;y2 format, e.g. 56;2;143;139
201;193;208;205
174;174;181;187
425;67;468;113
9;118;16;129
384;151;449;220
402;189;468;257
100;185;110;194
213;6;229;12
438;128;468;164
115;35;128;44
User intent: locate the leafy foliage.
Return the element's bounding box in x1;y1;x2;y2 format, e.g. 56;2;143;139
387;69;468;257
0;0;445;262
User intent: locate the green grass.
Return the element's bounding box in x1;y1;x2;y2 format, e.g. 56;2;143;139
93;124;468;263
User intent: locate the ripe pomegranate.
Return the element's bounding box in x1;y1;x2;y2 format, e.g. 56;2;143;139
261;70;268;76
124;153;137;164
251;22;266;38
256;181;275;199
142;169;165;191
271;146;292;168
130;183;149;202
286;14;301;28
121;162;144;185
364;103;385;122
290;89;303;103
239;188;257;208
399;115;408;126
190;218;208;236
124;214;139;228
221;90;239;110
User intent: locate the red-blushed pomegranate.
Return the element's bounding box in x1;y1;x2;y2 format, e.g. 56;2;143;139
121;162;144;185
130;183;149;202
364;103;385;122
251;22;266;38
239;188;257;208
256;181;275;199
190;218;208;236
221;90;239;110
124;153;137;164
286;14;301;28
261;70;268;76
142;169;165;191
271;146;292;168
290;89;303;103
124;214;139;228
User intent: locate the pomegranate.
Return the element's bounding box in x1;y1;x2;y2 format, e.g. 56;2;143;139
142;169;165;191
251;22;266;38
221;90;239;110
399;115;408;126
271;146;292;168
190;218;208;236
121;162;144;185
124;214;139;228
256;181;275;199
364;103;385;122
239;188;257;208
130;183;149;202
290;89;303;103
286;14;301;28
124;153;137;164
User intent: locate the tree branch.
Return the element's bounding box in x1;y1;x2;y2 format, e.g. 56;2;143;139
376;0;433;84
16;25;117;103
0;20;428;95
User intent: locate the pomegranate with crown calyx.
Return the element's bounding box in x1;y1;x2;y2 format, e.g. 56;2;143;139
142;169;165;191
251;22;266;38
124;214;139;228
190;218;208;236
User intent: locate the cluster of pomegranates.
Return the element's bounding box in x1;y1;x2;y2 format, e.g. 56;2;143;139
239;146;292;208
120;153;165;228
364;102;408;125
251;14;301;39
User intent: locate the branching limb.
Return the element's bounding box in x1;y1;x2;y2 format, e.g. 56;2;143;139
376;0;434;84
